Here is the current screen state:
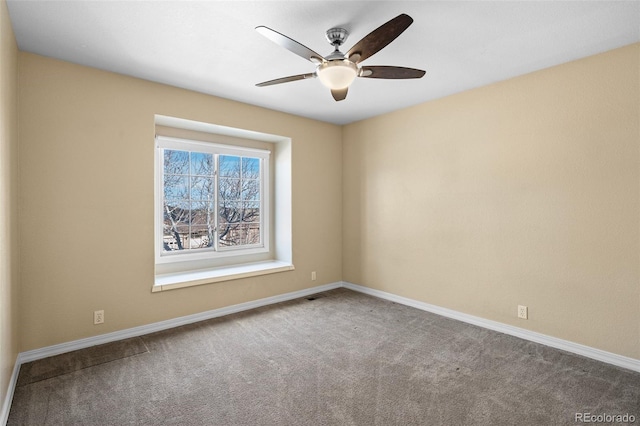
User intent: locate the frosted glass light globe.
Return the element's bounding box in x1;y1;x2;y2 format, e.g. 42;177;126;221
317;60;358;90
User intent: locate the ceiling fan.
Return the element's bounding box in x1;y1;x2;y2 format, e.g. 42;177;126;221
255;13;426;101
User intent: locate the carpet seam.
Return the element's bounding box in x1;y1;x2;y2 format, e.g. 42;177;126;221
16;342;151;388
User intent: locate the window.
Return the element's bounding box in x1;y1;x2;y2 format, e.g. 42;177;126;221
156;136;270;264
152;116;293;292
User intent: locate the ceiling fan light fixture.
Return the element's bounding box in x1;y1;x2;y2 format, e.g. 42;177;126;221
317;60;358;90
255;14;425;101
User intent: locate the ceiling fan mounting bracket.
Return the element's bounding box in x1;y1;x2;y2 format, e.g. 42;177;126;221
325;28;349;47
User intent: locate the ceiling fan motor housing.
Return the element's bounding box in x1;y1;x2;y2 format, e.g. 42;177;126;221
325;28;349;47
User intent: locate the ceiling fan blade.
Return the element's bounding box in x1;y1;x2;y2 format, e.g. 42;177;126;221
359;66;425;79
256;26;324;64
331;87;348;101
256;73;316;87
346;14;413;64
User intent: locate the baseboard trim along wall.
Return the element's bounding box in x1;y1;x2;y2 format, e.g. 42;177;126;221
18;282;344;364
0;358;21;426
341;281;640;374
3;280;639;425
1;282;343;425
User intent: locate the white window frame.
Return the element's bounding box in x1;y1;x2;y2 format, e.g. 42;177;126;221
155;135;270;265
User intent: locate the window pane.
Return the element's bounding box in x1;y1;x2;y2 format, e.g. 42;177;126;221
190;152;213;176
191;201;215;226
164;201;190;227
218;223;240;247
219;177;241;201
242;202;260;223
219;223;260;247
217;156;263;248
189;226;214;249
163;225;189;251
218;203;261;247
164;150;189;175
219;155;240;178
191;176;215;201
243;223;261;245
218;202;241;225
241;179;260;201
242;157;260;178
164;175;189;200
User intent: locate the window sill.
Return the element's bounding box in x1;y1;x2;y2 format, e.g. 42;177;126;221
153;260;295;292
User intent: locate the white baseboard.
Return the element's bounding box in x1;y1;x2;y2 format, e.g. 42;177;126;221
19;281;343;364
2;282;343;426
1;356;20;426
4;280;639;426
341;281;640;373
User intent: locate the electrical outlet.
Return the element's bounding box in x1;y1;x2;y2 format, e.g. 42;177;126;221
517;305;528;320
94;310;104;325
311;271;317;281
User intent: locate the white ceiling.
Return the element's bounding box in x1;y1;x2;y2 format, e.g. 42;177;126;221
6;1;640;125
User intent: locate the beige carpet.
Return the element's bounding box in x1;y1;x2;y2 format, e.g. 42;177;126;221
8;288;640;425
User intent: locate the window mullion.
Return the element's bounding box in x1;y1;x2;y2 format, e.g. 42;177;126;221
188;153;192;251
214;154;219;252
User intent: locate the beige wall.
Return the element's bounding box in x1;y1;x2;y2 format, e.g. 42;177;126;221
10;40;640;362
18;53;342;351
0;0;18;412
343;43;640;359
